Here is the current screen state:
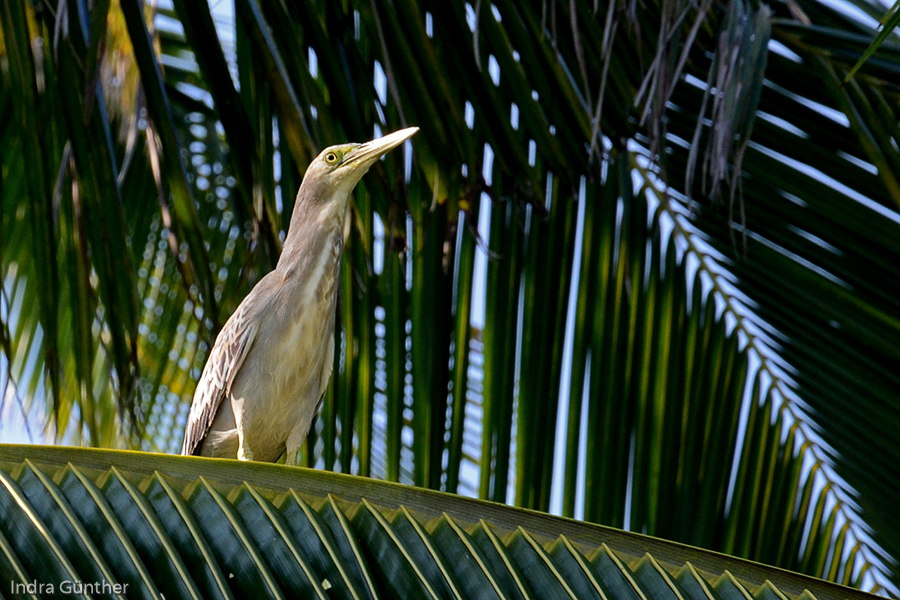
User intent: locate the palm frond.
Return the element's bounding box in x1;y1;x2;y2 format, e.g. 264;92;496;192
0;445;878;600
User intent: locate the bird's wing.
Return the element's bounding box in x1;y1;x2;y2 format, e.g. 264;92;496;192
181;303;258;455
314;331;335;413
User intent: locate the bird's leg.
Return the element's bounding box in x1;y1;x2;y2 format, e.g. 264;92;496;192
285;426;307;466
285;448;301;467
237;431;255;461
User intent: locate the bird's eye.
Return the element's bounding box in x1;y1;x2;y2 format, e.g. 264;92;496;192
325;152;339;165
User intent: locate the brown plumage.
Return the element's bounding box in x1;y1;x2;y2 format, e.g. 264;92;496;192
182;127;418;464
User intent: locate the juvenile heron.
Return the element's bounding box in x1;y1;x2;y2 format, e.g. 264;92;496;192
182;127;418;464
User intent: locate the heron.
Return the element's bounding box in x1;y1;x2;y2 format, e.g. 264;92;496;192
181;127;418;464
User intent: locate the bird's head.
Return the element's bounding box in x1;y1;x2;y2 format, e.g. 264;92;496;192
298;127;419;216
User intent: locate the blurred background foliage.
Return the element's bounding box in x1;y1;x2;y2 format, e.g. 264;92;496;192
1;0;899;595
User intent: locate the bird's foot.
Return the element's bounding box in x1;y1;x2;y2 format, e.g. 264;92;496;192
285;448;301;467
238;446;255;461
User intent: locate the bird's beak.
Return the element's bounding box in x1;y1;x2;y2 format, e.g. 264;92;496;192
343;127;419;170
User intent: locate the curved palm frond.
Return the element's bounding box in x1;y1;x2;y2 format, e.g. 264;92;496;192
0;445;879;600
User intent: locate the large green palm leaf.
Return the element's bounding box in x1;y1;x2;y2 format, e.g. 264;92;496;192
0;445;878;599
1;0;898;595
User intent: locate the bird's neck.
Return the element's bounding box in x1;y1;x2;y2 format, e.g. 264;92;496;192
278;196;348;272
